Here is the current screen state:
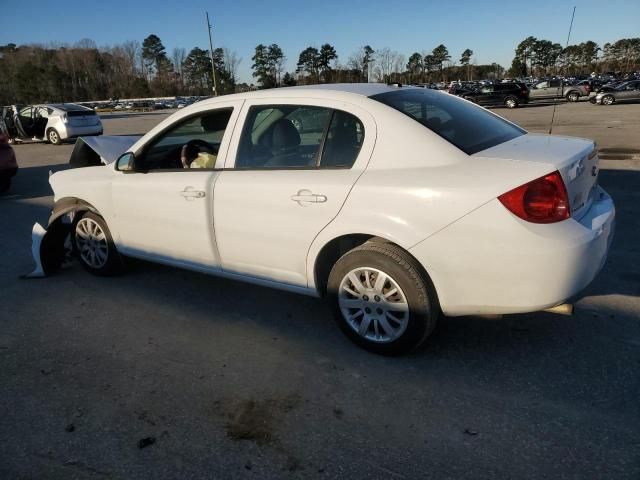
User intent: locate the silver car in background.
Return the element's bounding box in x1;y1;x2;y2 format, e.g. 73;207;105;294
0;103;103;145
594;80;640;105
528;79;590;102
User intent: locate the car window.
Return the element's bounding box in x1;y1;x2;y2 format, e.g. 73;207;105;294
320;110;365;168
536;82;548;89
235;105;331;169
480;86;493;94
371;88;525;155
138;108;233;171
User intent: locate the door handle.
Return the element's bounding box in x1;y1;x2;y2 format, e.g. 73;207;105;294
180;187;206;200
290;189;327;205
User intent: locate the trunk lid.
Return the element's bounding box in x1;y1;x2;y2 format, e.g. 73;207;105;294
474;133;599;220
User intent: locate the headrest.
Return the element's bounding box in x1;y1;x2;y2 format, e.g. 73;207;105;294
270;119;300;149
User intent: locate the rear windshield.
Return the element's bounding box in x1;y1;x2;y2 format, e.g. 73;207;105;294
370;89;526;154
66;109;97;117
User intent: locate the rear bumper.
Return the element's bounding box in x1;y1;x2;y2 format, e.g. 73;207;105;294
59;124;103;140
410;186;615;316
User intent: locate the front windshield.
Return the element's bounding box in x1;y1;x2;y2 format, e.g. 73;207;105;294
370;89;526;155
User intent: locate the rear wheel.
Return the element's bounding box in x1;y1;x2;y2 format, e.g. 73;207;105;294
566;91;580;102
504;96;518;108
602;95;615;106
327;241;439;355
72;212;124;275
0;176;10;193
47;128;62;145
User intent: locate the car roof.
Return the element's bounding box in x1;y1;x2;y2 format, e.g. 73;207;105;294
197;83;413;107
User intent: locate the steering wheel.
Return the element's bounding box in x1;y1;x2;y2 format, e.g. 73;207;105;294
181;139;216;167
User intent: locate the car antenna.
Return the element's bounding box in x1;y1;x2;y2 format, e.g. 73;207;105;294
549;6;576;135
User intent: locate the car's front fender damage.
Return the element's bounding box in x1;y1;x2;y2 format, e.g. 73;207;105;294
27;198;98;277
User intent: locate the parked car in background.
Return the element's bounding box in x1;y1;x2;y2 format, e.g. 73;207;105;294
0;133;18;192
42;84;614;355
462;83;529;108
529;79;589;102
0;103;103;145
593;80;640;105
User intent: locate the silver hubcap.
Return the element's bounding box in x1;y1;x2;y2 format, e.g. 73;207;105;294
338;267;409;343
49;131;58;142
75;218;108;269
603;96;613;105
506;99;516;108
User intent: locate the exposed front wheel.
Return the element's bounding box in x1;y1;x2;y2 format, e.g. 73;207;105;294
602;95;615;106
327;241;439;355
504;96;518;108
72;212;124;275
566;91;580;102
47;128;62;145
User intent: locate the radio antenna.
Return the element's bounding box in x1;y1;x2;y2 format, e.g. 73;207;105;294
549;6;576;134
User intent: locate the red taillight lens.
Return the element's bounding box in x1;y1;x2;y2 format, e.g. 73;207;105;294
498;171;570;224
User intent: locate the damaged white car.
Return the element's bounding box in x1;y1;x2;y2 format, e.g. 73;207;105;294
35;84;615;355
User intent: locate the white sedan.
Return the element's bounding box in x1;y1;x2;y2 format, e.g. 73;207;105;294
44;84;615;355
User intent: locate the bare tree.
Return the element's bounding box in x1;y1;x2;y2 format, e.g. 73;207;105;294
172;47;187;89
223;48;241;83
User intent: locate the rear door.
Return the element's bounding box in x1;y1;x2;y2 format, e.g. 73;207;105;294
618;81;640;102
213;98;376;286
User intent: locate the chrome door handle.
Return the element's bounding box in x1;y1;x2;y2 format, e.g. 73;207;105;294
291;189;327;205
180;187;205;200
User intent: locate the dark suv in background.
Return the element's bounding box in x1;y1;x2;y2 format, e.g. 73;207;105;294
461;83;529;108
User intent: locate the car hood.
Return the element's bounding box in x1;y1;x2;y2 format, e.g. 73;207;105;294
69;135;142;167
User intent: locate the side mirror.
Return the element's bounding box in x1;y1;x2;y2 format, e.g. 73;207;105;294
116;152;136;172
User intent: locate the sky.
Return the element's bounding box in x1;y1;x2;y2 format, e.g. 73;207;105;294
2;0;639;83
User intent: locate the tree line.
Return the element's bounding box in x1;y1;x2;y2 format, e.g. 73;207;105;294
0;34;241;105
509;37;640;77
1;34;638;104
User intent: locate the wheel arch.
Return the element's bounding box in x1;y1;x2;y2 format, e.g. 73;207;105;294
49;196;101;227
310;233;437;301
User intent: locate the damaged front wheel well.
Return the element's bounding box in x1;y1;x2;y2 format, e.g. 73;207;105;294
49;197;100;227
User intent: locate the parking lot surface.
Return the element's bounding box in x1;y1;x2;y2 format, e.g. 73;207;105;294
1;103;639;479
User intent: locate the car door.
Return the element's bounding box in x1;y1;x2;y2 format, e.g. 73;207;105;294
213;98;375;287
530;81;550;100
110;101;243;269
475;85;494;105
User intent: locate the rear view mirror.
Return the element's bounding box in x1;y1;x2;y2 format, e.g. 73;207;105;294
116;152;136;172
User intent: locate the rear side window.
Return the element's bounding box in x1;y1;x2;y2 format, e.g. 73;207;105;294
235;105;364;169
370;89;525;155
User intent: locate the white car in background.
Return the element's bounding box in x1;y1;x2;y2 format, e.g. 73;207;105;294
43;84;615;355
0;103;103;145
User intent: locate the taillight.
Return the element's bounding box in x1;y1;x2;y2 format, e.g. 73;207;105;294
498;171;570;224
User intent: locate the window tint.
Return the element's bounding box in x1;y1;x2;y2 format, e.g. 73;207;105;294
371;89;525;155
236;105;331;169
320;110;365;168
536;82;548;89
139;108;232;170
480;86;493;94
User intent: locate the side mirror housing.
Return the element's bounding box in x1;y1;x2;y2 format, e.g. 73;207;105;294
116;152;136;172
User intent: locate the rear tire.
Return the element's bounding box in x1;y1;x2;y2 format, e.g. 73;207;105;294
504;96;518;108
72;211;124;276
327;241;439;355
0;176;10;193
566;91;580;102
47;128;62;145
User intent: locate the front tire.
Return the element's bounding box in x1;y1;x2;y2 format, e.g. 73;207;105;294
47;128;62;145
72;211;124;275
327;241;439;355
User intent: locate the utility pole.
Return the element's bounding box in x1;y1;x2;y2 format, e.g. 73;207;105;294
206;12;219;96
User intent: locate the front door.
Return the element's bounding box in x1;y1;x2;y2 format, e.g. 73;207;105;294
213;99;375;287
110;102;242;269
